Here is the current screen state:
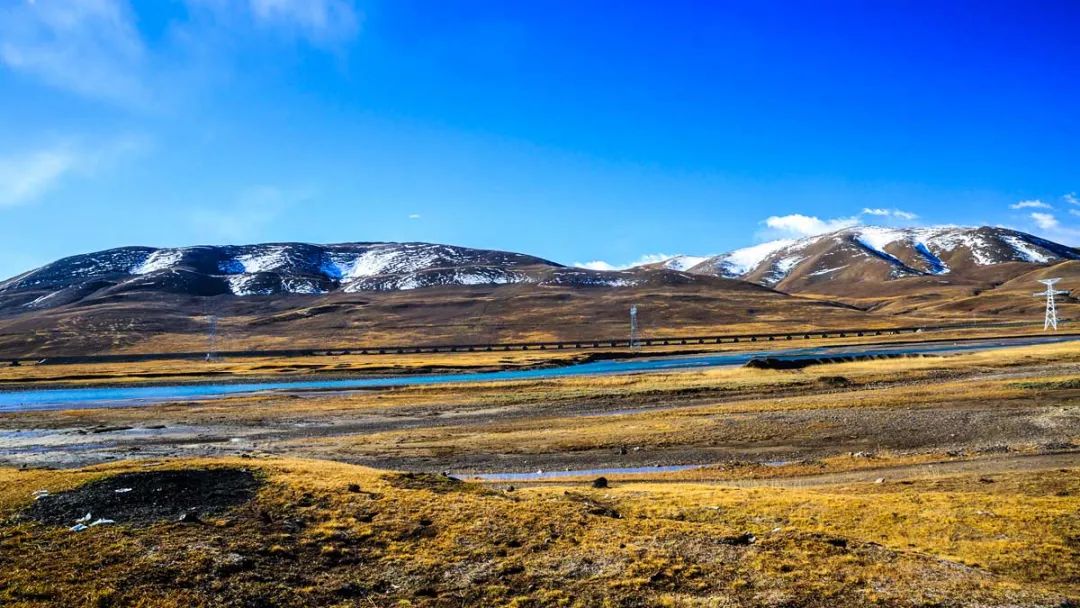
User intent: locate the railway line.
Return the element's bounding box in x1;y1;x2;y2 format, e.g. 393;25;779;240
7;320;1056;366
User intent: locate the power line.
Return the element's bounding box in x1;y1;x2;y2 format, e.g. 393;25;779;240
206;314;218;361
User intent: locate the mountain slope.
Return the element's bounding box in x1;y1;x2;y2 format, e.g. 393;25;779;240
0;242;713;312
683;226;1079;293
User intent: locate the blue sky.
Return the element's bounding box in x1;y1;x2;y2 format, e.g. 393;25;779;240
1;0;1079;278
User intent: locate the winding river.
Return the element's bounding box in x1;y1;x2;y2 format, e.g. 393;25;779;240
1;335;1075;412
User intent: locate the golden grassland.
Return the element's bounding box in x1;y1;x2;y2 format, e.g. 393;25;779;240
1;324;1072;389
0;341;1078;605
0;456;1076;607
3;339;1078;436
275;343;1080;459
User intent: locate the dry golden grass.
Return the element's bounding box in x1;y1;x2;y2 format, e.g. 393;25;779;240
0;341;1077;605
283;348;1080;459
0;457;1075;607
1;325;1071;388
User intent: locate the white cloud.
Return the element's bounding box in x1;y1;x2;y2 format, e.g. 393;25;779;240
1064;192;1079;206
575;260;617;271
763;213;860;238
861;208;890;216
408;213;421;220
1030;212;1059;231
573;253;698;271
1069;209;1080;217
0;0;149;105
1011;200;1052;210
860;208;918;220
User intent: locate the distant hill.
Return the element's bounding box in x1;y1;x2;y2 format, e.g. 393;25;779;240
0;242;715;312
0;228;1074;357
668;226;1079;293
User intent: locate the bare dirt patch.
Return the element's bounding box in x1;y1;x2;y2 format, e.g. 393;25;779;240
24;467;259;526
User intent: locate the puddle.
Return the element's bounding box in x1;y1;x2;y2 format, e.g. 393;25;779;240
461;464;703;481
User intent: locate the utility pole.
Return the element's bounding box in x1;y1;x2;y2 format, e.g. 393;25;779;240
629;305;640;351
1034;279;1068;331
206;314;219;361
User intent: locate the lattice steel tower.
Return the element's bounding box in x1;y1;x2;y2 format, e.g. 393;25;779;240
629;305;640;350
1034;279;1068;331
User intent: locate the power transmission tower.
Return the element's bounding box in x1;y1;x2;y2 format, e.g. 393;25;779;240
206;314;219;361
629;305;640;351
1034;279;1068;331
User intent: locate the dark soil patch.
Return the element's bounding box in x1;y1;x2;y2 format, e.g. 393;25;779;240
383;471;491;495
746;353;933;370
25;467;259;526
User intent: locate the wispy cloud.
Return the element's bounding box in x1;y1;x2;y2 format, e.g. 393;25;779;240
575;260;618;271
574;253;700;271
1011;199;1052;210
861;207;919;220
0;0;149;106
0;0;363;107
0;147;76;207
761;206;924;240
762;213;860;238
0;137;147;208
1030;212;1059;231
408;213;421;220
185;0;361;49
1025;210;1080;245
247;0;361;46
1064;192;1079;206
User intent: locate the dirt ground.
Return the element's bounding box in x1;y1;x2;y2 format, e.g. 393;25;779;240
1;457;1076;607
0;340;1078;606
1;340;1077;479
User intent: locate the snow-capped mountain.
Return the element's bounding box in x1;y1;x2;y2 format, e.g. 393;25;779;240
3;227;1075;313
635;255;712;272
0;242;714;311
680;226;1079;290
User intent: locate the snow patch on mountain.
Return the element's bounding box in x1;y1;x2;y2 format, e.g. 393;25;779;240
24;291;61;308
225;275;266;296
232;246;293;274
131;249;183;275
281;278;327;295
853;231;910;269
328;247;432;280
1002;235;1050;263
914;243;948;274
702;239;795;276
659;255;711;271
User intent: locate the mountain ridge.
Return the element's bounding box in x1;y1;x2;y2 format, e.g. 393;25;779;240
1;226;1077;314
0;241;727;312
649;225;1079;292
